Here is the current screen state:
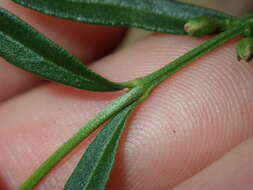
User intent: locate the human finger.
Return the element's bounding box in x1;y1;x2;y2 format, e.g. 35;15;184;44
0;34;253;190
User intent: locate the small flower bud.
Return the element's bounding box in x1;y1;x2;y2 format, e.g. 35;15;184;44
184;16;220;37
236;37;253;62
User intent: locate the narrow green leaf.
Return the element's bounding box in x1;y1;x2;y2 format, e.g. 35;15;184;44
0;8;123;92
19;86;145;190
11;0;234;35
64;102;136;190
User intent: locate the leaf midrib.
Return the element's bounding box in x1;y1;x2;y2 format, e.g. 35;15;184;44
63;0;232;20
83;119;125;189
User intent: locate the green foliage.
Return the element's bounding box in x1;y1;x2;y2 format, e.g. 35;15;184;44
1;1;253;190
11;0;233;34
0;8;123;92
65;103;136;190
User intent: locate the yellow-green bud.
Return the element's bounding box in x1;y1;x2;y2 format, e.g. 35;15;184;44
236;37;253;62
184;16;220;37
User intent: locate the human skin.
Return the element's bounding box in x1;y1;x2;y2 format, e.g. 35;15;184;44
0;1;253;190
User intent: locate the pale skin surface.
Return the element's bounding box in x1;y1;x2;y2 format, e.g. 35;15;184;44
1;1;253;190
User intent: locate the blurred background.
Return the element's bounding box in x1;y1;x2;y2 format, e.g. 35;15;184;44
120;0;253;48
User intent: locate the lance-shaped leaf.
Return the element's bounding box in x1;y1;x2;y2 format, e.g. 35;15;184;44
64;102;136;190
0;8;123;92
12;0;234;35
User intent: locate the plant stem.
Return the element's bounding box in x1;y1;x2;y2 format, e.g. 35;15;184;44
19;86;147;190
123;14;253;89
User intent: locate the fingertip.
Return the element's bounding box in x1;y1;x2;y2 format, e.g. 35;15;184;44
91;34;253;189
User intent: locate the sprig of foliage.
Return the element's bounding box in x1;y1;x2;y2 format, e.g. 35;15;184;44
1;1;253;189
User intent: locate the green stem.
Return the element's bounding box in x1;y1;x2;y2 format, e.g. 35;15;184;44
124;14;253;89
19;86;147;190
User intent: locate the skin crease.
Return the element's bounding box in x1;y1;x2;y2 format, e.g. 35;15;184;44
0;4;253;190
174;137;253;190
0;0;126;102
